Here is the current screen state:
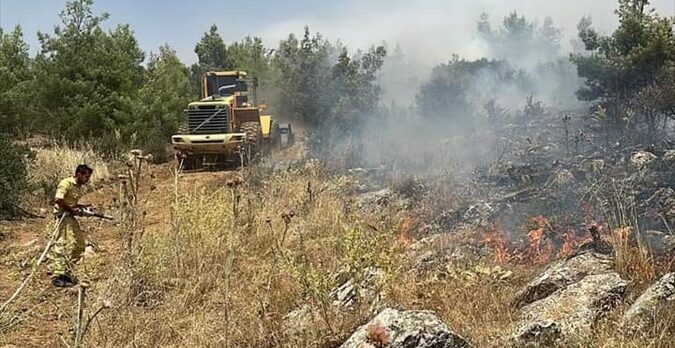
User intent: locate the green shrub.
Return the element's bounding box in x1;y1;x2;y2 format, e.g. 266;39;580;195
141;132;173;164
27;142;110;199
0;137;30;219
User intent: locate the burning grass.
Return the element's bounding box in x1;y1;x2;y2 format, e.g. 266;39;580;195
85;161;675;347
3;146;675;347
481;215;594;266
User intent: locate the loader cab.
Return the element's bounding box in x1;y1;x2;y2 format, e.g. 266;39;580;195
202;71;249;99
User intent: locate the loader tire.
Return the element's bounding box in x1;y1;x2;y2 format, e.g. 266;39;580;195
241;122;262;165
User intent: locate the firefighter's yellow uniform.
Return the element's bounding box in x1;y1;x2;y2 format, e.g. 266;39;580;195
49;177;86;277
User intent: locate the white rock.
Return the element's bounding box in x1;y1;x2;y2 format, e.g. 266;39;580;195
621;272;675;334
629;151;657;168
512;273;627;344
340;308;471;348
512;251;614;308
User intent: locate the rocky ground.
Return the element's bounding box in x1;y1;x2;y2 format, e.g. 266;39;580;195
0;112;674;347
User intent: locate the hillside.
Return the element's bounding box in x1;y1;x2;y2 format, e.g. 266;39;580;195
0;130;674;347
3;1;675;347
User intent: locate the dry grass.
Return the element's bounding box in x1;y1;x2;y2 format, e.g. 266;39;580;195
27;142;111;196
5;143;675;347
611;227;659;290
588;302;675;348
85;162;403;347
388;265;525;347
77;159;675;348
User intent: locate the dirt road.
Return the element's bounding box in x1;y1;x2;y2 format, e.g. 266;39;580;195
0;164;240;347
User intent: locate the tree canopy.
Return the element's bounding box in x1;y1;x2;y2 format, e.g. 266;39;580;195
572;0;675;139
2;0;675;158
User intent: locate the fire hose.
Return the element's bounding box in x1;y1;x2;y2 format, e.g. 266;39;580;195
0;214;66;313
0;208;114;313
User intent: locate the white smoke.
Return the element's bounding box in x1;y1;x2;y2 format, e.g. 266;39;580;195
258;0;675;86
259;0;675;172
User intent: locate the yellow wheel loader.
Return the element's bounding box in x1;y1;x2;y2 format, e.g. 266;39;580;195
171;71;292;170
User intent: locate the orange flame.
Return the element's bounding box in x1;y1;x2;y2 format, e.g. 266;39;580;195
526;227;554;264
525;216;555;264
482;230;511;263
559;230;592;256
481;215;596;265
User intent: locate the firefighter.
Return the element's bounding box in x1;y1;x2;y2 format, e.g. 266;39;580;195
49;164;93;287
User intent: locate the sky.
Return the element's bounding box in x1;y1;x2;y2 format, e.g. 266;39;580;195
1;0;675;66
